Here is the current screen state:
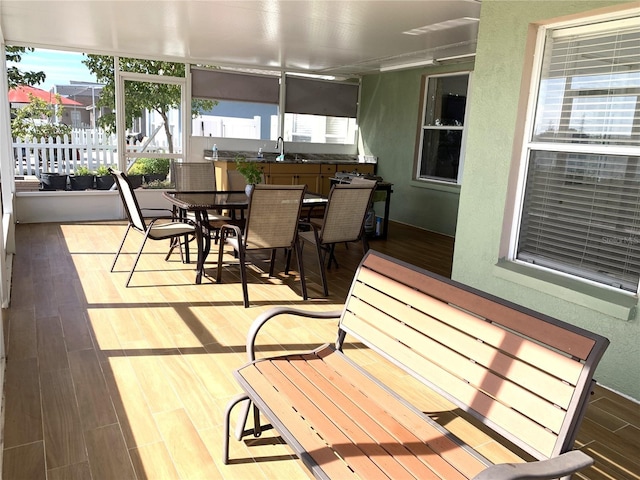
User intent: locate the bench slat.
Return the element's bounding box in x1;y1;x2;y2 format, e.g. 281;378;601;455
251;358;410;478
293;352;471;479
341;310;560;457
275;355;446;479
238;362;369;479
362;253;597;360
350;280;576;409
238;345;492;479
316;347;489;478
352;268;584;386
345;295;568;433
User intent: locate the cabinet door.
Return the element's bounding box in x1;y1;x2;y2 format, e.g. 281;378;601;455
319;164;336;196
268;164;321;191
297;172;321;193
266;163;292;185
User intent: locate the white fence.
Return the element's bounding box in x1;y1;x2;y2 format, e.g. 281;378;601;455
13;129;145;176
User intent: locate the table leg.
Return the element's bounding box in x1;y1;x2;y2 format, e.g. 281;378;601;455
195;211;205;284
381;188;391;240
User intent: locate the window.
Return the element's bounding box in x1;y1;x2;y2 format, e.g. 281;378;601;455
191;68;279;141
284;75;359;145
416;73;469;183
514;15;640;293
283;113;357;143
191;69;359;145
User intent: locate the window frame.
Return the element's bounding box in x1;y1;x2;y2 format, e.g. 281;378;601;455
414;71;471;185
508;11;640;296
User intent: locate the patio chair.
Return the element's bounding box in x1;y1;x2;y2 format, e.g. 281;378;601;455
298;182;375;296
216;184;308;308
168;160;232;258
171;160;219;192
110;168;196;287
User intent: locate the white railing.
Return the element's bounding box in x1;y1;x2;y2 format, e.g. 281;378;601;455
14;134;117;176
13;129;147;177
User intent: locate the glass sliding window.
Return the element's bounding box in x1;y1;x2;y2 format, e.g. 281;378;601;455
284;113;357;144
416;73;469;183
515;16;640;293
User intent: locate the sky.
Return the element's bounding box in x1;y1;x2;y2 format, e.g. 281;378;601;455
7;48;98;91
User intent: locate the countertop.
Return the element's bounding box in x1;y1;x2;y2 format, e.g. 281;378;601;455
204;150;373;165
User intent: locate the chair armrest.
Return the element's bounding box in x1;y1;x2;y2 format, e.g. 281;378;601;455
472;450;594;480
246;306;342;362
141;207;175;219
147;215;196;228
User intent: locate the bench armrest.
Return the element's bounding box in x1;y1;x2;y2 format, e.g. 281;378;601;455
246;306;342;362
472;450;594;480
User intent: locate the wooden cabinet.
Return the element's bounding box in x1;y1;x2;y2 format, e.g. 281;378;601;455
319;164;336;196
214;160;375;195
267;163;322;193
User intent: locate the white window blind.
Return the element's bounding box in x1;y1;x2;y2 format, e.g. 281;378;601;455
517;17;640;292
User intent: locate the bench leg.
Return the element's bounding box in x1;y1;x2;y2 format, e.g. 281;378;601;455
224;393;250;464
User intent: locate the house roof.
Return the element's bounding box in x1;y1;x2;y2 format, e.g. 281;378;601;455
8;85;82;106
0;1;481;76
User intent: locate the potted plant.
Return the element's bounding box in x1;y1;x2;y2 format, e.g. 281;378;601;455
139;158;170;184
69;165;95;190
95;164;115;190
126;162;145;189
235;156;263;195
40;172;68;191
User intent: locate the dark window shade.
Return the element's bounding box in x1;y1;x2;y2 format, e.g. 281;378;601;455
191;69;279;104
517;151;640;291
285;76;358;117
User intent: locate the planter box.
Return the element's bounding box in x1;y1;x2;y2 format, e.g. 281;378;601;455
143;173;167;184
40;173;68;191
69;175;95;191
128;174;144;189
15;190;121;223
95;175;115;190
15;189;173;223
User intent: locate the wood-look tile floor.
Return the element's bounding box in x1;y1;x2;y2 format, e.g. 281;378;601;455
3;221;639;479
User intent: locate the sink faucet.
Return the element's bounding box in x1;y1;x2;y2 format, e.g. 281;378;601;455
275;136;285;161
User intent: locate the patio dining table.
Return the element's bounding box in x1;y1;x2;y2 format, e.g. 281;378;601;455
163;190;328;284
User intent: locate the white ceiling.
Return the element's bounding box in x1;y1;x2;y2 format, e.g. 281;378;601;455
0;0;481;77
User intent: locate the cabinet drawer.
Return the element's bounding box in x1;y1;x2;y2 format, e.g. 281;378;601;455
268;163;320;174
320;164;335;175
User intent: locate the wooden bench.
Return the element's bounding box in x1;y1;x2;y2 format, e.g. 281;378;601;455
223;250;610;479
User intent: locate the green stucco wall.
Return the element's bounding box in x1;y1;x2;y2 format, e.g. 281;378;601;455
359;63;473;236
453;1;639;400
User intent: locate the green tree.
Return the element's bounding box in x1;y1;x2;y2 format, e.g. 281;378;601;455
82;55;215;153
11;94;70;139
6;46;46;89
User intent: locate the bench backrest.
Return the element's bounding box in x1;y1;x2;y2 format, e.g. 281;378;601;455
338;250;609;461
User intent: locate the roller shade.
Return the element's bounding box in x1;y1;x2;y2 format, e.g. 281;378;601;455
517;18;640;292
286;76;358;117
191;68;279;104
